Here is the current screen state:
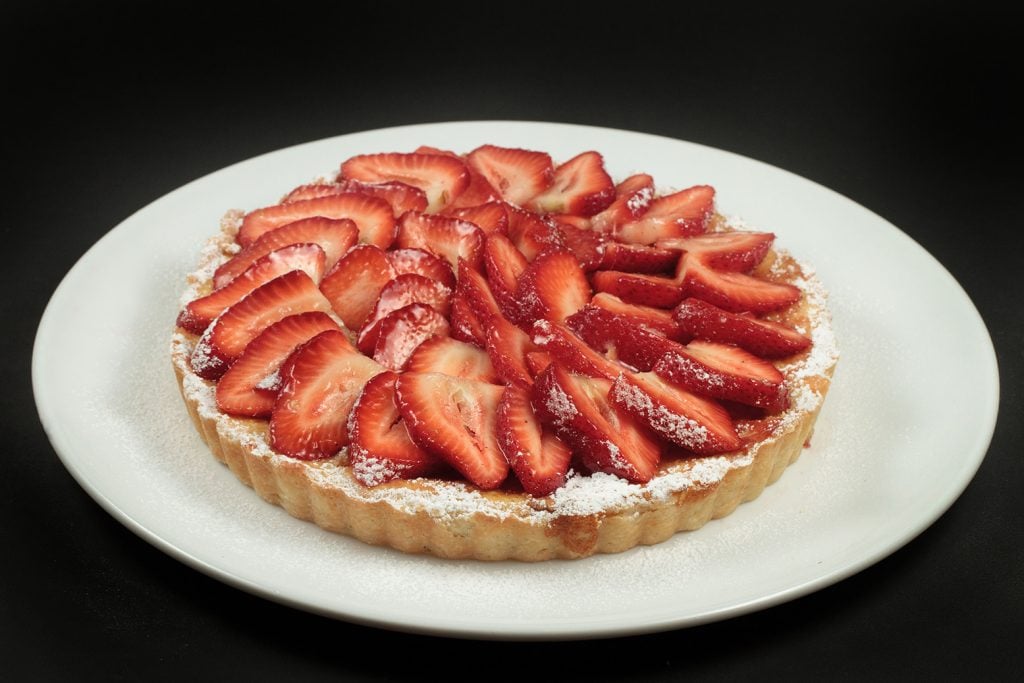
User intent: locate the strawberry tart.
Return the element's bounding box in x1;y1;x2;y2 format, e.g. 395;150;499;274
171;144;838;561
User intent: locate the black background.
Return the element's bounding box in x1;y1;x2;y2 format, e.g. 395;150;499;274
4;1;1022;680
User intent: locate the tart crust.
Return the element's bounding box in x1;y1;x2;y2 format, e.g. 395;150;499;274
171;213;838;561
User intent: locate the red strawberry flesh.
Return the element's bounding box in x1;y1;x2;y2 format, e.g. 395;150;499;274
396;372;509;489
269;329;384;460
347;371;443;485
497;385;572;496
215;311;340;418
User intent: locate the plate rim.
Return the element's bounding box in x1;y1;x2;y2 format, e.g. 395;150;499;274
31;120;1000;639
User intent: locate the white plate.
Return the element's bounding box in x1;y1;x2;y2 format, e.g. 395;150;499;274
33;121;998;639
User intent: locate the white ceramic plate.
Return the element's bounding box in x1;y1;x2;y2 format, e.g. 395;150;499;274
33;121;998;639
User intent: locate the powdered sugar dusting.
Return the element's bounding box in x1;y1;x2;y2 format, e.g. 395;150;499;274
611;377;710;450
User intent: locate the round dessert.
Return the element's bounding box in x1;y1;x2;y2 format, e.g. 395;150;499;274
171;145;838;561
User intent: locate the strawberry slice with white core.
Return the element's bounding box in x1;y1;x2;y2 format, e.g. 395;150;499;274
387;247;456;291
237;193;395;248
178;243;326;334
340;152;470;213
396;372;509;490
356;273;453;354
371;303;451;371
505;205;564;261
531;363;661;483
610;371;741;455
466;145;554;206
413;145;502;209
531;319;626;380
527;151;615;216
590;292;684;340
614;185;715;245
654;340;788;412
678;253;801;313
591;270;684;308
395;211;485;273
319;244;395;331
214;217;358;289
405;336;498;383
347;371;443;485
446;201;508;235
674;297;811;358
657;231;775;272
483;232;529;322
591;173;655;233
516;250;591;323
269;329;385;460
497;385;572;496
215;311;340;418
565;304;681;371
190;270;333;380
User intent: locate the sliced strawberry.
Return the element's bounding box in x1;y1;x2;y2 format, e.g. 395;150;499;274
319;244;395;331
269;330;384;460
565;304;680;371
550;214;592;231
213;217;358;289
178;243;326;334
405;336;498;383
506;205;563;261
340;152;470;213
678;253;801;313
347;371;443;485
413;146;501;209
483;232;529;322
281;182;344;203
591;270;684;308
591;173;655;233
456;260;504;326
237;193;395;248
395;211;485;272
190;270;333;380
610;371;741;455
485;315;538;388
531;363;661;483
590;292;684;339
556;222;606;271
654;340;788;411
387;247;456;290
614;185;715;244
371;303;451;371
516;250;591;323
658;231;775;272
466;145;554;206
497;385;572;496
395;372;509;489
598;242;679;273
525;350;553;376
449;293;486;347
447;201;508;235
674;297;811;358
215;312;340;418
531;319;625;380
357;273;453;354
528;151;615;216
333;179;428;216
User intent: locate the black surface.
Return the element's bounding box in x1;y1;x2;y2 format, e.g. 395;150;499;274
5;2;1022;680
